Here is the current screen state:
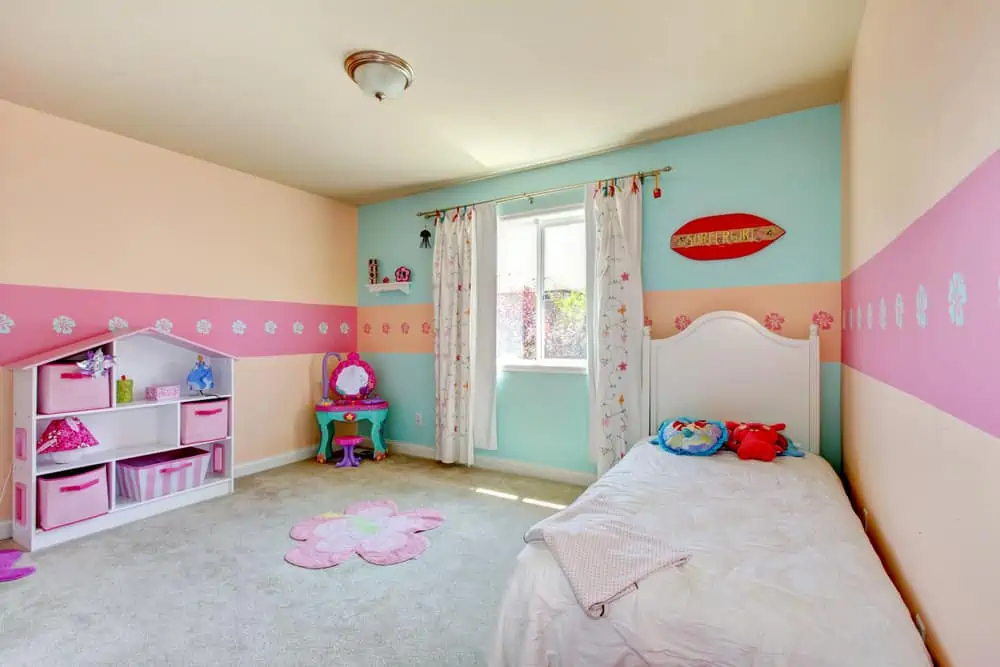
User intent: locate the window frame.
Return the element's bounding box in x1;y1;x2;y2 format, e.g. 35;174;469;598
497;204;587;374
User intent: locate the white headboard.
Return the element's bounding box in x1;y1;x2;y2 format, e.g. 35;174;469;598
641;311;821;454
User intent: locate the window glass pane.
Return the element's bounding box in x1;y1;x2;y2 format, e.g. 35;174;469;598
543;221;586;360
497;221;538;361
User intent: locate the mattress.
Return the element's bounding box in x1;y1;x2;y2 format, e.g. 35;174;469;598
490;443;931;667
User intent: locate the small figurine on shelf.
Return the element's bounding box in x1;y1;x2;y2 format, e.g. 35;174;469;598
116;375;134;404
368;259;379;285
76;349;116;378
394;266;412;283
382;277;390;284
186;355;215;395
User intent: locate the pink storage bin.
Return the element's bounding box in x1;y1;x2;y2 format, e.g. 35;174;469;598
117;447;211;502
37;363;112;414
180;399;230;445
37;465;110;530
145;385;180;401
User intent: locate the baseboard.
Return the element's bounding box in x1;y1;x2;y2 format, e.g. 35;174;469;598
0;520;11;540
387;441;436;460
388;440;596;486
473;456;596;486
234;446;315;478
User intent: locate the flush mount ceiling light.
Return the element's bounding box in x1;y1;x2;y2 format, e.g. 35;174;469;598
344;50;414;102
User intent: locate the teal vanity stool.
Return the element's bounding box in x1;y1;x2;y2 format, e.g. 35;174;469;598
315;352;389;463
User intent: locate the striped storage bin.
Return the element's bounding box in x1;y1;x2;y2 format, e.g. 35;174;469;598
117;447;211;502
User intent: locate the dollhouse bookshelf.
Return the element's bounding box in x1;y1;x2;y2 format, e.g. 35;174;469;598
7;327;236;551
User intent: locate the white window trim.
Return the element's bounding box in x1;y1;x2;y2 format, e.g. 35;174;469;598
500;360;587;375
498;205;587;373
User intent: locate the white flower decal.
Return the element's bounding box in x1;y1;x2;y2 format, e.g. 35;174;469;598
319;322;329;335
948;272;967;327
155;318;173;334
878;297;887;330
265;320;277;335
895;293;904;329
52;315;76;335
107;316;129;332
292;321;304;335
0;313;14;334
866;303;873;329
339;322;350;335
916;284;928;328
196;319;212;335
232;320;246;335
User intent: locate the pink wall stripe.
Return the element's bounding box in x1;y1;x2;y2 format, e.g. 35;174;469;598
0;283;357;365
843;149;1000;438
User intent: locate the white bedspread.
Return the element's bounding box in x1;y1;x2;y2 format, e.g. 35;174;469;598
490;443;931;667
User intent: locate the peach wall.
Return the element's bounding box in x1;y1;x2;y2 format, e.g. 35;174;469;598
0;101;358;529
357;304;435;354
843;1;1000;665
0;100;357;304
645;282;841;363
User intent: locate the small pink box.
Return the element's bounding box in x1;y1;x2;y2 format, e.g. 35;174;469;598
37;465;110;530
144;385;181;401
117;448;211;502
38;363;112;414
180;399;230;445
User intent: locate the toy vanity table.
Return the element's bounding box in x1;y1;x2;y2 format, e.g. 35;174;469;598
315;352;389;463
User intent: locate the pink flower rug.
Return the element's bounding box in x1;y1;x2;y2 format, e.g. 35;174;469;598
285;499;444;569
0;550;35;583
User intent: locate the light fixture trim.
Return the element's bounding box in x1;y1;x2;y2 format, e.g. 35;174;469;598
344;49;415;100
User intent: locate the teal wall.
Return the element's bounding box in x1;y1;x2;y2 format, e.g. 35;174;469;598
359;105;843;474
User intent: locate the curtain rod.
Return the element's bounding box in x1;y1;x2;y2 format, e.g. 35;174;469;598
415;166;672;219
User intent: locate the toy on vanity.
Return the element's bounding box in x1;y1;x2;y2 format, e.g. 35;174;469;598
314;352;389;465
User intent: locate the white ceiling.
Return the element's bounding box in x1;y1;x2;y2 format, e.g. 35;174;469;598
0;0;865;204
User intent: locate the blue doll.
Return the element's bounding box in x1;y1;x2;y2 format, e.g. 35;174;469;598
186;355;215;394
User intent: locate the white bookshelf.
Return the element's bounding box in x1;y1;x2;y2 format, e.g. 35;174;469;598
8;327;236;551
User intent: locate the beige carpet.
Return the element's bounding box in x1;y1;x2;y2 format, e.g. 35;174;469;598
0;455;583;666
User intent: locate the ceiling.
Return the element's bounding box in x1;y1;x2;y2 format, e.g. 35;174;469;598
0;0;865;204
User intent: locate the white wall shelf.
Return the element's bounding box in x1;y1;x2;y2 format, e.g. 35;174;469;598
367;281;411;295
7;326;237;551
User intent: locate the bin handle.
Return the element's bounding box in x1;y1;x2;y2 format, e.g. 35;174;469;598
59;372;90;380
60;478;100;493
159;462;194;475
194;408;223;416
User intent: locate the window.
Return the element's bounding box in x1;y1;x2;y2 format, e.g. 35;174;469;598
497;206;587;371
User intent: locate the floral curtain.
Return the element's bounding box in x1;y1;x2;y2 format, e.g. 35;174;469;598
586;179;644;475
432;203;498;464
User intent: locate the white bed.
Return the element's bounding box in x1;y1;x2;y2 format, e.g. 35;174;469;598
490;312;931;667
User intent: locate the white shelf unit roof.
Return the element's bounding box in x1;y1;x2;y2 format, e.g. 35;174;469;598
6;325;234;370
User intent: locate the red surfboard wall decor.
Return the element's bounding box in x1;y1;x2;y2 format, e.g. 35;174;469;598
670;213;785;261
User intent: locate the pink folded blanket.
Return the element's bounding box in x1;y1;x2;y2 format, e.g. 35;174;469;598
524;496;690;618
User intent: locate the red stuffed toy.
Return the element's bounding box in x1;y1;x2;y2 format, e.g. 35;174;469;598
724;422;790;462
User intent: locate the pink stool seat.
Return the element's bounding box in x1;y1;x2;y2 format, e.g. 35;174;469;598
334;435;364;468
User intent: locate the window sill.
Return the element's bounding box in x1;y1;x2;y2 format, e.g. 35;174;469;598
499;362;587;375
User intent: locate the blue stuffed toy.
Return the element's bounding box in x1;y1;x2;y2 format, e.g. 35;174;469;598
656;417;728;456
